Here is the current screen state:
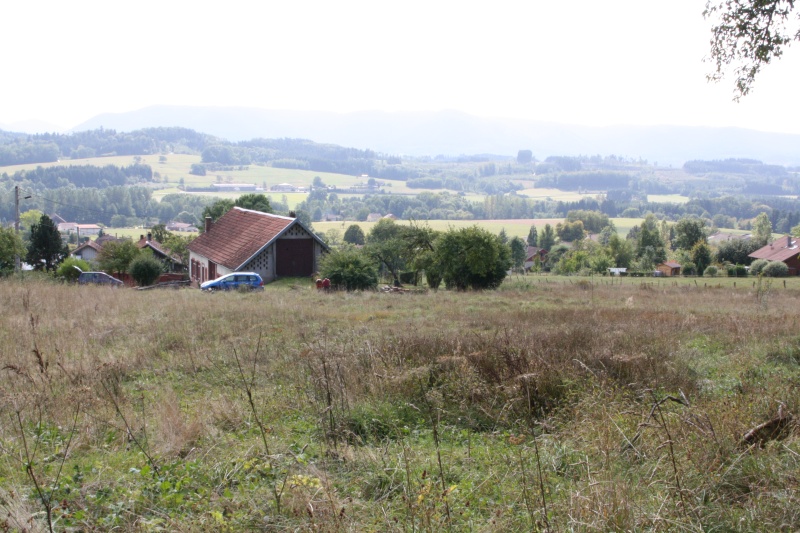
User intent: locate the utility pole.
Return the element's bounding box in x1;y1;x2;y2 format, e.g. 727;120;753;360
14;185;20;272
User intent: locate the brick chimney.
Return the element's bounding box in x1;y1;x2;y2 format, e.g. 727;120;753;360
204;216;212;233
147;232;152;242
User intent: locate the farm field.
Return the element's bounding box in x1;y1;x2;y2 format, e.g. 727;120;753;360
516;187;599;202
0;276;797;531
315;217;645;240
647;194;691;204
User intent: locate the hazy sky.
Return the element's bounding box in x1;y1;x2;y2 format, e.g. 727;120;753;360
3;0;800;133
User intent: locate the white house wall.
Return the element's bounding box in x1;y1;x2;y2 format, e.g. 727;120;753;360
243;243;276;282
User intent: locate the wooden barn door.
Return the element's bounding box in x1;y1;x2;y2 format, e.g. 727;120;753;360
276;238;314;277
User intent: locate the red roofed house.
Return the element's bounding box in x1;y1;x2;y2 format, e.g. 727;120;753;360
749;235;800;275
656;261;682;277
187;207;328;285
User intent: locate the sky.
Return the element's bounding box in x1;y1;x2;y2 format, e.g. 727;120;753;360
2;0;800;134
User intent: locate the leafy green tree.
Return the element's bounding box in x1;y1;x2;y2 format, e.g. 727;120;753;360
319;245;378;291
433;226;511;290
516;150;533;164
673;218;707;250
235;193;272;213
365;219;409;282
526;225;538;247
607;233;633;268
201;199;235;227
715;238;760;265
752;212;773;246
190;163;206;176
539;224;556;251
556;220;585;242
26;214;67;271
343;224;366;245
162;233;195;266
150;223;170;243
129;255;164;286
56;257;90;282
705;0;800;98
509;236;527;271
636;215;667;265
0;226;26;273
691;242;713;275
498;228;509;245
97;240;141;278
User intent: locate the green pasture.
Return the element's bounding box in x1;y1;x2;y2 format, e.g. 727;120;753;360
314;217;643;240
516;187;599;201
647;194;690;204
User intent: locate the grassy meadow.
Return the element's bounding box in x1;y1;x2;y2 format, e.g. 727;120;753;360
0;275;798;531
315;217;645;240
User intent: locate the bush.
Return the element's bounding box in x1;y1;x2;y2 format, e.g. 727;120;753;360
682;261;696;276
750;258;769;276
56;257;90;282
129;255;163;286
726;264;748;277
762;261;789;277
704;265;718;277
319;246;378;291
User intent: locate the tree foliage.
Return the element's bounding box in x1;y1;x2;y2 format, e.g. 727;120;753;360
129;255;164;286
0;226;26;274
433;227;511;290
673;218;708;251
318;246;378;291
56;257;90;282
26;214;67;271
343;224;366;245
752;212;773;246
705;0;800;99
97;240;141;277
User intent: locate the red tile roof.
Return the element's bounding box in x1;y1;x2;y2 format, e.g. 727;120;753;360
749;236;800;262
188;208;316;270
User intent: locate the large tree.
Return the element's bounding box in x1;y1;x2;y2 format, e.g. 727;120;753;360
705;0;800;99
433;226;511;290
673;218;708;251
26;214;67;271
0;226;26;273
97;240;141;278
752;212;773;246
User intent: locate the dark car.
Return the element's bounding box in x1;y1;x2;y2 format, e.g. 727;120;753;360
78;271;124;286
200;272;264;291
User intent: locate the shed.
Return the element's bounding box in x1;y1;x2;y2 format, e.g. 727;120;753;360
187;207;328;284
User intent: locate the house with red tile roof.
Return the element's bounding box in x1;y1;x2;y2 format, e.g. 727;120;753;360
187;207;328;284
749;235;800;275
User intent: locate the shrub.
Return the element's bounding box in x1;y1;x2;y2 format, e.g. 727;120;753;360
682;261;696;276
704;265;718;277
433;226;511;290
762;261;789;277
727;264;747;277
129;255;163;286
56;257;90;282
319;246;378;291
750;258;769;276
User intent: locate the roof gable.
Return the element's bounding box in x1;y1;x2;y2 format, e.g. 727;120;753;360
749;236;800;262
188;208;324;270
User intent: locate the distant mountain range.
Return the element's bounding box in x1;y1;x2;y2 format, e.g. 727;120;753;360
32;105;800;166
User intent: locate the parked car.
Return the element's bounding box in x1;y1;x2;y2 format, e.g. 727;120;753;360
200;272;264;291
77;271;124;286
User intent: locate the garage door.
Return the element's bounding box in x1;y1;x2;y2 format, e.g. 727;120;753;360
276;238;314;277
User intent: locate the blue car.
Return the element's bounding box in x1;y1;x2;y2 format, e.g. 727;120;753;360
200;272;264;291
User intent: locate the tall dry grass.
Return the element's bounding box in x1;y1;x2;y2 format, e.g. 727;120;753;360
0;276;797;531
